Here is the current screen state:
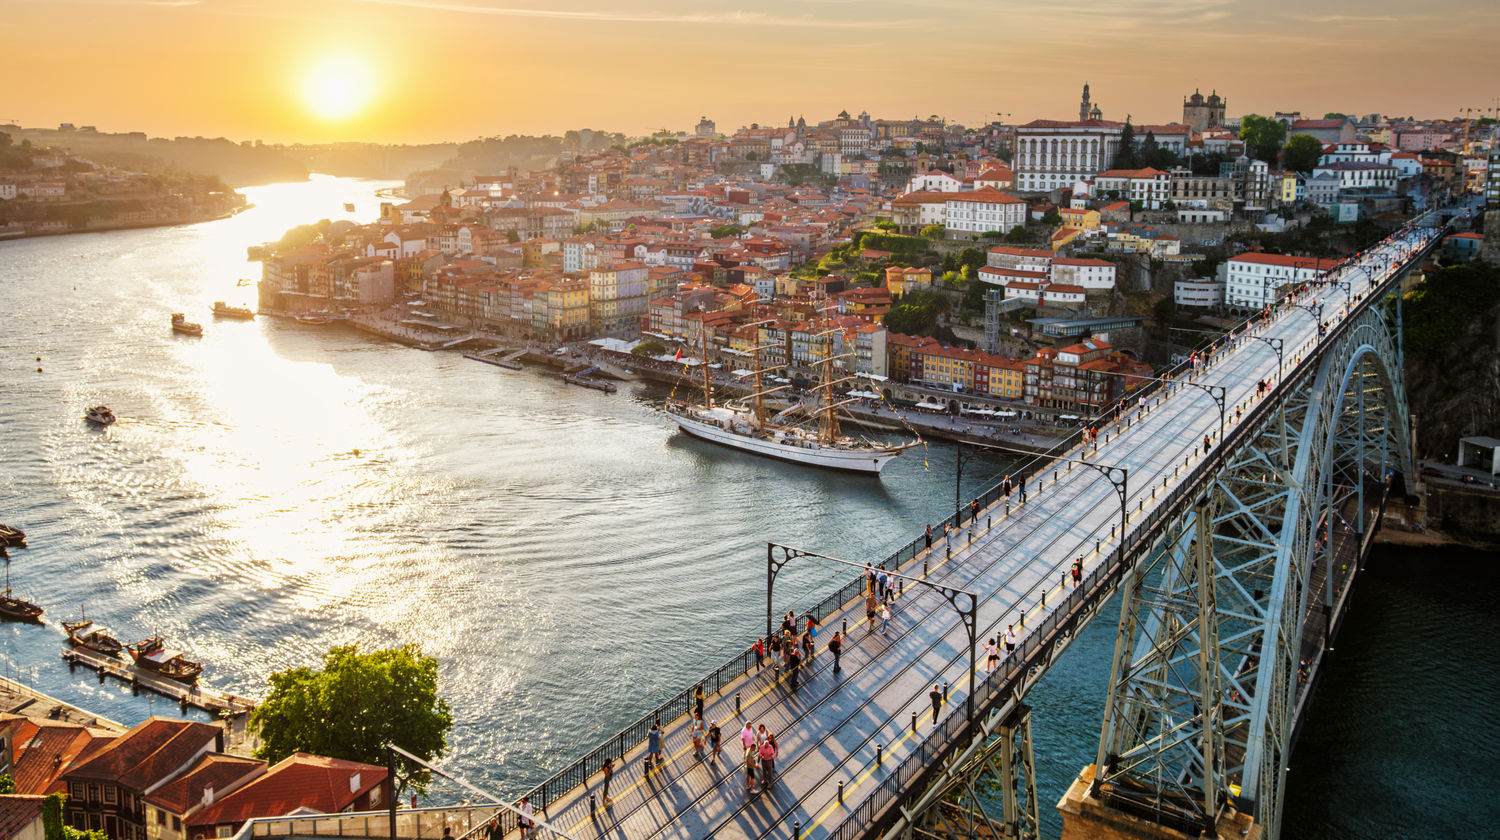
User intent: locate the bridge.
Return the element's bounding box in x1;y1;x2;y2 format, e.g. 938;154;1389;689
238;210;1458;840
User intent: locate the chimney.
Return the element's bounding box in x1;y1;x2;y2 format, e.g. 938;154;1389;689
202;785;215;807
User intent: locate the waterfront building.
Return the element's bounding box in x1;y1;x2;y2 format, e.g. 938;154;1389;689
144;754;265;840
182;754;386;840
61;718;222;840
588;262;650;334
1022;338;1151;411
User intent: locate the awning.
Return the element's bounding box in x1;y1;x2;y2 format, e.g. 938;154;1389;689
914;401;946;410
847;389;881;399
1059;414;1080;420
994;410;1018;417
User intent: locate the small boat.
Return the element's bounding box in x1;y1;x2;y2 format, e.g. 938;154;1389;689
343;202;356;212
84;405;116;426
0;524;25;548
294;314;331;325
63;619;125;658
126;636;203;683
212;301;255;320
171;313;204;336
0;554;43;624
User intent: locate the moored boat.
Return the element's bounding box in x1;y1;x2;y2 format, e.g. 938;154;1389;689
171;313;203;336
0;524;25;548
63;619;125;658
294;312;332;325
212;301;255;320
665;324;915;474
126;636;203;683
85;405;116;426
0;554;42;624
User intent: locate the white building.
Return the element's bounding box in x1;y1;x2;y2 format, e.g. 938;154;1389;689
1050;257;1116;290
905;169;963;193
1174;278;1226;308
1092;168;1172;208
1311;162;1398;193
0;184;15;200
1225;253;1338;310
944;188;1028;237
986;245;1054;274
1013;119;1124;192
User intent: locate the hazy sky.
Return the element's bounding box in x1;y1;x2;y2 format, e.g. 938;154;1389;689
5;0;1498;144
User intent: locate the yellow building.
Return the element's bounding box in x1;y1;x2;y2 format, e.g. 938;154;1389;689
1277;171;1299;205
986;359;1025;399
1050;227;1081;250
885;266;933;298
543;278;590;339
1058;207;1100;231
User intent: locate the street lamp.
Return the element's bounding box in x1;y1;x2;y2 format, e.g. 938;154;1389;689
767;543;981;724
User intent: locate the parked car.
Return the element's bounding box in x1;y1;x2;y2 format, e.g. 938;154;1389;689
1420;466;1443;477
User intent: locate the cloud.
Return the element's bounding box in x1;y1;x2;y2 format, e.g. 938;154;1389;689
344;0;916;28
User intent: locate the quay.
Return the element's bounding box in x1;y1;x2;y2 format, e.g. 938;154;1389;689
61;647;256;720
0;674;126;733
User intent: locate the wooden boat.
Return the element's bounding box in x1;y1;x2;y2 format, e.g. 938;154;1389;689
212;301;255;320
63;619;125;658
127;636;203;683
85;406;116;426
294;313;331;325
0;554;42;624
0;524;25;548
171;313;204;336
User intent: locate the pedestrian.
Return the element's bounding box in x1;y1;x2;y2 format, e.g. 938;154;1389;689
984;636;999;671
691;712;706;760
788;647;801;691
1203;434;1211;455
741;721;757;762
1001;474;1012;497
1072;557;1083;586
694;684;706;721
484;819;500;840
929;684;943;724
925;524;933;549
759;733;777;788
646;721;663;773
442;828;454;840
709;720;722;762
865;561;875;593
600;756;615;806
769;632;782;674
806;614;819;646
880;602;892;635
970;498;979;519
753;637;764;671
745;753;757;794
800;629;813;662
866;588;879;632
1005;624;1016;654
876;566;889;599
518;796;534;839
829;630;843;672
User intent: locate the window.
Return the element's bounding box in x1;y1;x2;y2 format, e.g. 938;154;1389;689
105;787;117;804
158;810;167;825
173;817;182;831
216;827;234;838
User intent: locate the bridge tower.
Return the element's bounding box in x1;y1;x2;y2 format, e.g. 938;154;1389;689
1060;281;1417;840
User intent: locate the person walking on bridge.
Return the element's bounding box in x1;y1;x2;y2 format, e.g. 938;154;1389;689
758;734;778;789
709;720;722;763
1072;556;1083;587
880;602;892;636
693;684;706;722
1203;434;1211;456
1005;625;1017;655
829;630;844;672
930;684;944;724
646;721;664;774
599;756;615;806
925;524;933;550
984;637;999;672
741;721;756;763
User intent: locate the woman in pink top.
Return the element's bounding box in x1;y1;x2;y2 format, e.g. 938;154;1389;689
740;722;756;762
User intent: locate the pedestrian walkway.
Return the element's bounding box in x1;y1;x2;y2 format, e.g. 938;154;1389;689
507;222;1443;840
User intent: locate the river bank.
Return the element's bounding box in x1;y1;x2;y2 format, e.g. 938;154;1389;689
0;203;253;242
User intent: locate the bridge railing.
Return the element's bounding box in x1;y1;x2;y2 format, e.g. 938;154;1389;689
827;222;1448;840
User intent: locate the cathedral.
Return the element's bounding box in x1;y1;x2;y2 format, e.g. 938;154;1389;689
1182;89;1226;133
1079;83;1103;122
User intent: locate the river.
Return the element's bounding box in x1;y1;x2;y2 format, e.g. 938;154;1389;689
0;177;1489;838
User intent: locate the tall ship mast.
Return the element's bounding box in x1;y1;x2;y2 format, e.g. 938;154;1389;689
664;318;915;474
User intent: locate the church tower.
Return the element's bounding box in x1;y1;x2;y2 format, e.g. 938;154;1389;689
1080;83;1092;122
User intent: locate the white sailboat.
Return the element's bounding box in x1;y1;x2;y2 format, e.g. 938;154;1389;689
666;325;916;474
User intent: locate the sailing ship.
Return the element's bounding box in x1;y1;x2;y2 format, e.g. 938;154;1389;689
126;636;203;683
63;617;125;658
212;301;255;320
171;313;204;336
665;324;915;473
0;552;43;624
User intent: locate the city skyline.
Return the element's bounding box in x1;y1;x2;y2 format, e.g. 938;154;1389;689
5;0;1499;144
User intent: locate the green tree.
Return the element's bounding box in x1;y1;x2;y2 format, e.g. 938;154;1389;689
1323;112;1348;120
632;340;667;356
43;793;106;840
874;221;897;231
884;303;937;335
710;224;744;239
956;247;985;274
1114;121;1138;168
919;224;946;240
251;645;452;796
1005;225;1031;244
963;277;988;312
1239;115;1287;164
1281;134;1323;173
0;774;13;794
1040;209;1061;226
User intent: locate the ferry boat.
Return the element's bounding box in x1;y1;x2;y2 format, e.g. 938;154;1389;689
126;636;203;683
0;524;26;548
171;313;204;336
0;555;43;624
85;405;116;426
665;326;915;474
63;619;125;658
212;301;255;320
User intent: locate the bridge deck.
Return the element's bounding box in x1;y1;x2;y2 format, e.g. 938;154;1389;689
521;228;1437;840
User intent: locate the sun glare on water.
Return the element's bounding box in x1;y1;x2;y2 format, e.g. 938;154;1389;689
302;56;374;121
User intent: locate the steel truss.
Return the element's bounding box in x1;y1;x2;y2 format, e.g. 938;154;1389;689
1092;291;1414;839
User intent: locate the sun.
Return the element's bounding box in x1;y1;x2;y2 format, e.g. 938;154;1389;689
302;56;375;121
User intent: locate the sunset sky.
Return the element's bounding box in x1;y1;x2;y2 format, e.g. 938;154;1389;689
5;0;1498;144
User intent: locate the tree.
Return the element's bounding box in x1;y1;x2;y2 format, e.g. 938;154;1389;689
251;645;453;796
632;340;667;356
1323;112;1348;120
956;247;985;274
919;224;946;240
1114;121;1138;169
43;793;106;840
1239;115;1287;164
1281;134;1323;173
745;151;759;161
884;303;937;335
1040;209;1061;226
1005;225;1031;244
0;774;13;794
710;224;743;239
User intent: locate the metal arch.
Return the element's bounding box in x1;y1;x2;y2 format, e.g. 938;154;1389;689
766;542;981;724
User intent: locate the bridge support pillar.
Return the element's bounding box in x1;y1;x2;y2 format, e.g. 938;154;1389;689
1059;765;1260;840
887;704;1038;840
